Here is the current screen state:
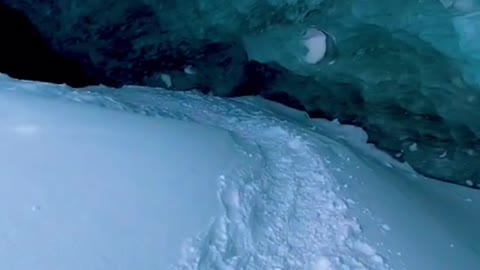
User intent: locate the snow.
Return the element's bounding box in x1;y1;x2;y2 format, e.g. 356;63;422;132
381;224;392;232
0;88;238;269
309;117;480;270
312;257;334;270
1;73;480;270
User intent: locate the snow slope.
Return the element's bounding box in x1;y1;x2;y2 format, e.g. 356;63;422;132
0;88;241;269
0;74;479;269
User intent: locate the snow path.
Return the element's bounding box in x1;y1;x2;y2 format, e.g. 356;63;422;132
173;115;375;269
1;77;390;270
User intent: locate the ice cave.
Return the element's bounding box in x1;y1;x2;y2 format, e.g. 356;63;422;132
0;1;479;269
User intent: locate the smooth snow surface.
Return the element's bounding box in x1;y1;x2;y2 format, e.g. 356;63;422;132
0;88;235;269
0;74;479;270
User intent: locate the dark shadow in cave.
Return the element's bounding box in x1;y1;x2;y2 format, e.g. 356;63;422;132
0;3;95;87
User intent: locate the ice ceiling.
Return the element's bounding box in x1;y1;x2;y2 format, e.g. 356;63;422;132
1;0;479;188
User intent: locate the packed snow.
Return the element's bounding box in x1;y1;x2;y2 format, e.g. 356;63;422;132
0;73;479;270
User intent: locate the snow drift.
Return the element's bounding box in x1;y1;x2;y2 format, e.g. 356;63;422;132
0;74;479;269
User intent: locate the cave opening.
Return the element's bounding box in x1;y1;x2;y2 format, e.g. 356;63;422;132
0;3;95;88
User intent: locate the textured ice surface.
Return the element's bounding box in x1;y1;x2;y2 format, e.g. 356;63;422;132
0;74;479;269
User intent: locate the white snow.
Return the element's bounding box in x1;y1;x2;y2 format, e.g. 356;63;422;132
312;256;334;270
1;73;479;270
381;224;392;232
309;117;480;270
0;88;238;269
353;241;378;256
303;29;327;64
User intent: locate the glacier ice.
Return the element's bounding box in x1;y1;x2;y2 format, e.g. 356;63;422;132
0;74;479;269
